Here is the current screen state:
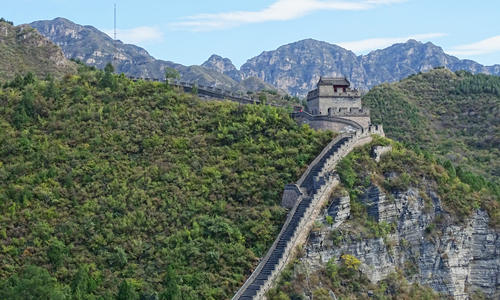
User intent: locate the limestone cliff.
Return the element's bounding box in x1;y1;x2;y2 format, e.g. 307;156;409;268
201;54;243;82
305;188;499;299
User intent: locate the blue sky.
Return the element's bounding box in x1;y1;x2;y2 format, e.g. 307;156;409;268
4;0;500;68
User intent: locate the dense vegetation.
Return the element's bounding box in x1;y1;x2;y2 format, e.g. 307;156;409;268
363;68;500;186
0;64;333;299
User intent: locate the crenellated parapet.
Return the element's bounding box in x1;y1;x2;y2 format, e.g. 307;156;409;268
328;107;370;117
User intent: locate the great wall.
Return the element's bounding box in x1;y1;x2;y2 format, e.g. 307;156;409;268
130;77;266;105
232;125;384;299
133;75;385;299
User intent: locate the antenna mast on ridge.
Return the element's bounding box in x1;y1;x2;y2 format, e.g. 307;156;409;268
113;3;117;70
114;3;117;40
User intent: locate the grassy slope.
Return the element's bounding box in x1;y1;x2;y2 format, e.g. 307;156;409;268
362;68;500;185
0;65;333;299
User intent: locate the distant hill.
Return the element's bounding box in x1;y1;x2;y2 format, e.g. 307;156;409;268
0;19;75;80
239;39;500;96
30;18;273;93
363;68;500;184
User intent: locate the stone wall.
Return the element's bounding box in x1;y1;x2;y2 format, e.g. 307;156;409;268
307;96;362;115
292;111;371;133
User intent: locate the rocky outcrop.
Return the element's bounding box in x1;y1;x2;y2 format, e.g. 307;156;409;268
303;185;499;299
233;126;385;299
240;39;365;97
327;195;350;225
372;145;392;162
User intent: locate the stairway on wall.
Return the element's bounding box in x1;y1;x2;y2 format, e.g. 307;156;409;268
233;125;385;300
235;136;352;299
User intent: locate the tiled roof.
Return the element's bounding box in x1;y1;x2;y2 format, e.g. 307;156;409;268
318;77;350;86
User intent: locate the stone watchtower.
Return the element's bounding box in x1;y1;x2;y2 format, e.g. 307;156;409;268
306;77;362;115
292;76;371;132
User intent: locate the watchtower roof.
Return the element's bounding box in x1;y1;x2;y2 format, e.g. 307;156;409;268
318;77;350;87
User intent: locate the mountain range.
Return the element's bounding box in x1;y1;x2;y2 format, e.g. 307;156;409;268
30;18;500;97
29;18;274;93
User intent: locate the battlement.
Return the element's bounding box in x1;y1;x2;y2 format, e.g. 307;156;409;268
307;87;361;100
328;107;370;116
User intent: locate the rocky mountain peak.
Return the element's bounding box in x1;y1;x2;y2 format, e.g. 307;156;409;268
202;54;237;73
240;38;364;96
201;54;242;82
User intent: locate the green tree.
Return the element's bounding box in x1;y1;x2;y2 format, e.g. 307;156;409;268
165;67;180;81
23;72;36;86
160;266;180;300
71;265;99;300
100;63;115;89
47;238;68;267
104;63;115;73
0;17;13;25
44;75;59;99
112;247;128;269
258;93;267;105
337;158;357;189
191;84;198;95
0;265;69;300
116;280;138;300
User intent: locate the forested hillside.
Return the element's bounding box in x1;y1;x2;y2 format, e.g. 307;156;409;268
0;63;333;299
363;68;500;185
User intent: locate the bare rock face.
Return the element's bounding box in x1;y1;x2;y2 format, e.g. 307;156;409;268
29;18;500;97
303;186;499;299
240;39;366;97
372;145;392;163
327;195;350;225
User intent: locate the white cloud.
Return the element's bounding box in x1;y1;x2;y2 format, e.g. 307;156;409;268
104;26;163;44
171;0;406;31
448;35;500;56
337;33;447;53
